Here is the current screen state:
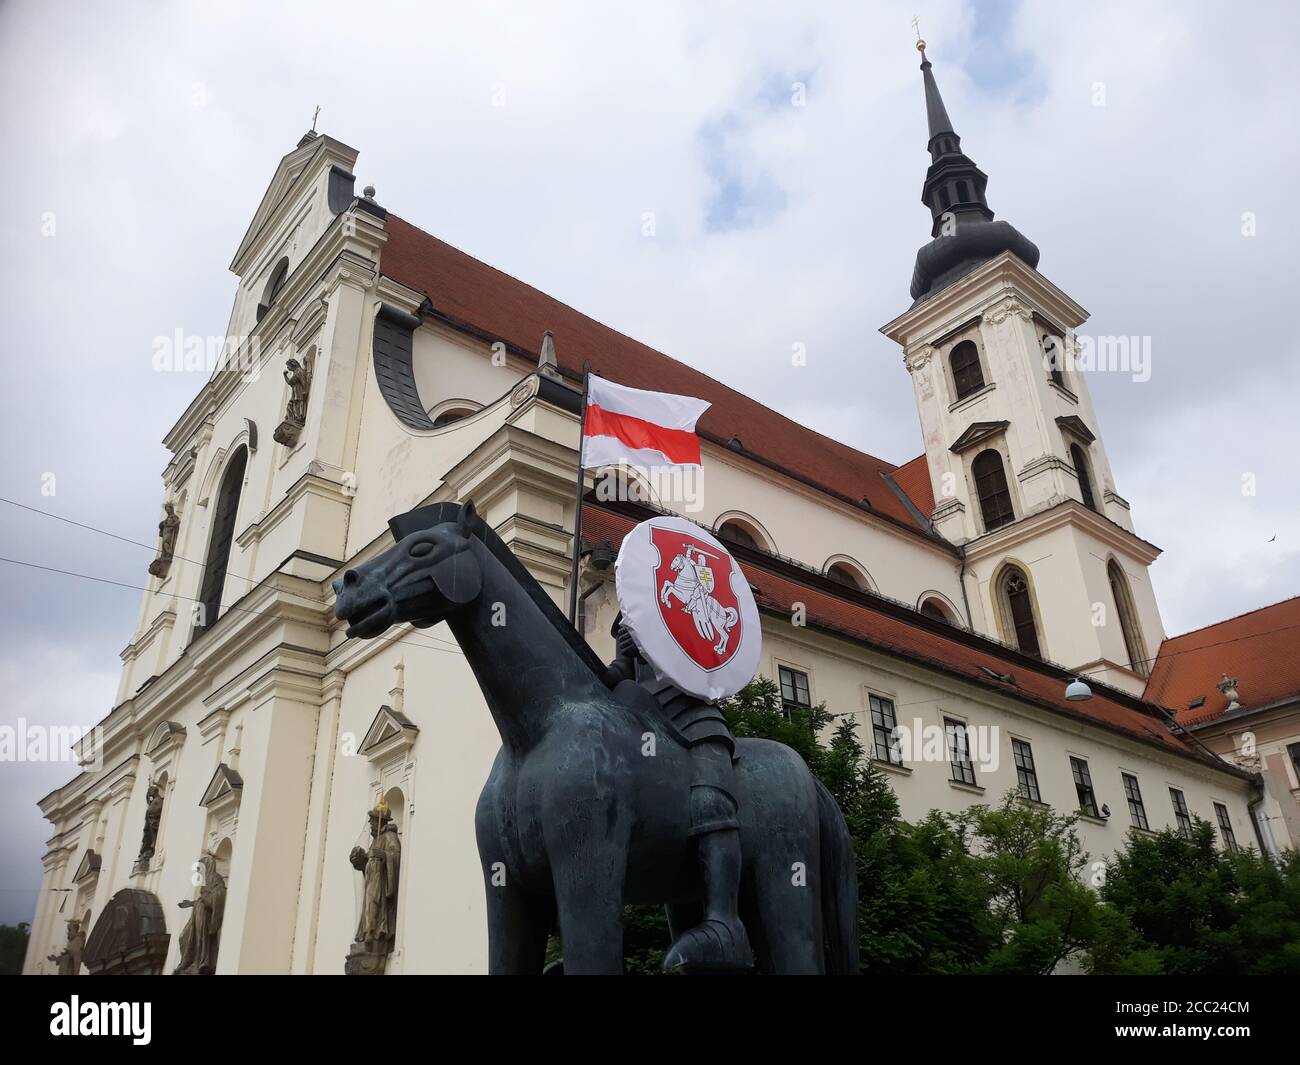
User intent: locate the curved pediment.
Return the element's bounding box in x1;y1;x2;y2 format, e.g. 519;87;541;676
146;720;187;755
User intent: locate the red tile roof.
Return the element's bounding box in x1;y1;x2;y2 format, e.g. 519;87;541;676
381;214;941;540
1144;596;1300;726
888;454;935;521
582;504;1233;768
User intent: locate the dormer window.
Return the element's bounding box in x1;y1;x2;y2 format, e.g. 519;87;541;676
717;521;760;551
949;340;985;400
432;407;475;429
825;561;870;592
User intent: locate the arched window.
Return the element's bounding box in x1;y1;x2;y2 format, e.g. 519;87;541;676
972;449;1014;531
920;597;956;624
717;521;760;551
196;447;247;634
1070;443;1097;511
999;567;1041;657
826;562;868;591
257;258;290;322
1042;334;1066;387
432;407;474;429
949;340;985;400
1108;560;1149;676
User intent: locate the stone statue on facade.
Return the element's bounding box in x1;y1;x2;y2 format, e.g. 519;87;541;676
273;353;313;448
345;797;402;975
132;783;164;874
174;853;226;975
147;503;180;578
46;918;84;976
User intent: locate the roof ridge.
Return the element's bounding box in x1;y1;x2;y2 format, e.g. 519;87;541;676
1161;593;1300;645
385;212;905;474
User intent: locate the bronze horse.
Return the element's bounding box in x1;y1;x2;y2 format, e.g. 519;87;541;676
334;501;858;974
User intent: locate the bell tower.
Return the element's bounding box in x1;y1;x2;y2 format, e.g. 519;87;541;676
881;40;1164;696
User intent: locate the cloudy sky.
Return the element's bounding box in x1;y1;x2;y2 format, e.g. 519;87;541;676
0;0;1296;925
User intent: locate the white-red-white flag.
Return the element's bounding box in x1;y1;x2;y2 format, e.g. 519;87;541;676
581;376;711;470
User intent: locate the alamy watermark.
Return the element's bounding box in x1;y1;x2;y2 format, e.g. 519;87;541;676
151;330;262;380
1043;332;1151;384
888;718;1001;774
0;719;104;770
591;464;706;513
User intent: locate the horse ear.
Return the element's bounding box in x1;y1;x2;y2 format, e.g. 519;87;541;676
459;499;477;539
431;549;482;605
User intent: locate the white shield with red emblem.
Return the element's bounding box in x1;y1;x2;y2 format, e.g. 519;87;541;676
615;516;761;702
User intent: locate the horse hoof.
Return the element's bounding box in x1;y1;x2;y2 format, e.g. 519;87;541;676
662;917;753;974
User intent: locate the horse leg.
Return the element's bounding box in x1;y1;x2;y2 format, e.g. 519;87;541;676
548;821;629;975
748;846;824;974
483;874;552;975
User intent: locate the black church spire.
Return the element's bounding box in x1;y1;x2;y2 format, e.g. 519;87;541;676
909;40;1039;303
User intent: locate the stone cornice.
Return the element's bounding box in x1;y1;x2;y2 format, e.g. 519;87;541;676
964;497;1161;565
235;466;355;549
881;251;1090;350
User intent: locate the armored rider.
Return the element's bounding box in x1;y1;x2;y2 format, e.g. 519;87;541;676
604;614;752;972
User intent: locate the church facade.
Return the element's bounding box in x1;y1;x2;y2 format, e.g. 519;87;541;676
25;51;1297;974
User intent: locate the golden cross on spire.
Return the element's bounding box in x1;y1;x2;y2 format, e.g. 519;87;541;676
912;14;926;52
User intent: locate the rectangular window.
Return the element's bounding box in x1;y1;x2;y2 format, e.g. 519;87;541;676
868;693;902;766
1169;787;1193;836
1214;802;1238;851
1011;738;1040;802
945;718;977;786
1070;757;1099;817
1122;773;1149;831
778;666;811;718
1289;742;1300;785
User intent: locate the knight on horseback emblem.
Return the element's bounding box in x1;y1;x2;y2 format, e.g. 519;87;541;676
609;516;763;971
659;544;740;655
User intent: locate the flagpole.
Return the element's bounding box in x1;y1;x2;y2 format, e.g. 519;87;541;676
568;360;592;625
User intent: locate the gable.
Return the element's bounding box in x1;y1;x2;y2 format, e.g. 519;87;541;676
229;133;360;277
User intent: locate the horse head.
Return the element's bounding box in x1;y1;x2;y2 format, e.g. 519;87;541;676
334;500;483;638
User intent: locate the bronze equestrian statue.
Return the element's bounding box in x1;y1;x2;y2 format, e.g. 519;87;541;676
334;501;858;975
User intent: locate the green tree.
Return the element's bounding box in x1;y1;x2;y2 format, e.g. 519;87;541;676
953;795;1156;974
1102;820;1300;975
0;922;31;976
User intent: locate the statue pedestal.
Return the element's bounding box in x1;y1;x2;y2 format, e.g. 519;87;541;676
344;942;390;976
273;418;304;448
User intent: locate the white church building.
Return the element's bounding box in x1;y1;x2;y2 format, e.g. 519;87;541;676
24;48;1297;974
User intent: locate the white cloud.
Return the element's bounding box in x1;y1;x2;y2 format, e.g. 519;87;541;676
0;0;1296;916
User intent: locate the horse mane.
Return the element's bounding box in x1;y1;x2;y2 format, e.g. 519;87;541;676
389;502;609;680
